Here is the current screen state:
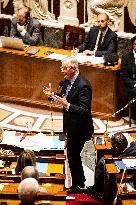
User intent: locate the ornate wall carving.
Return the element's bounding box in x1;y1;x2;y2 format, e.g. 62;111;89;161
0;0;136;33
13;0;55;20
81;0;128;31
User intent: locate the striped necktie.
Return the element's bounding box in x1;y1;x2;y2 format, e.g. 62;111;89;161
65;81;71;97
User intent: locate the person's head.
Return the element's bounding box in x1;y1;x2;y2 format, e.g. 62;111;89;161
15;149;36;174
16;5;30;26
97;13;109;31
61;56;79;80
111;132;128;156
18;178;39;204
131;36;136;52
21;166;39;181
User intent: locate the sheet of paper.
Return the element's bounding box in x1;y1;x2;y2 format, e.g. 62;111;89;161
75;53;104;64
46;53;67;60
0;131;65;151
36;162;48;175
0;160;3;168
122;159;136;168
121;183;135;192
0;184;4;191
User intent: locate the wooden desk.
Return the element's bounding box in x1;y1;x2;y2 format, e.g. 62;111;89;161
0;46;120;118
0;150;65;180
0;182;65;194
0;182;66;204
104;156;136;205
0;200;66;205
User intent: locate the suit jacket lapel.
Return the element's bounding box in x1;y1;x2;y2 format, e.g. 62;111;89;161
67;75;80;99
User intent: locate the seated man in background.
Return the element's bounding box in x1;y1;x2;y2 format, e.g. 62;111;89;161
72;13;117;57
121;36;136;121
21;166;39;181
78;132;136;200
18;178;39;205
10;4;43;46
21;166;53;196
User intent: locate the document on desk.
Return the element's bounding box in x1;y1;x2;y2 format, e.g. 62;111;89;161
0;131;65;151
122;159;136;168
75;53;104;64
46;53;68;60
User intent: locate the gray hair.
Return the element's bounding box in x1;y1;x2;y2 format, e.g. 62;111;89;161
21;166;39;181
61;56;79;70
18;178;39;204
17;4;31;16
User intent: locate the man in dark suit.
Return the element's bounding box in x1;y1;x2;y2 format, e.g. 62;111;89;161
73;13;117;57
10;5;43;46
121;36;136;120
43;56;94;193
78;132;136;201
121;36;136;102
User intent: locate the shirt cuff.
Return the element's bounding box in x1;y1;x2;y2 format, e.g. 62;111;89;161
75;48;79;53
20;29;27;36
65;103;70;111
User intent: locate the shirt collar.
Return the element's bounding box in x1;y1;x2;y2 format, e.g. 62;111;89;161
101;27;108;36
70;71;79;85
133;50;136;63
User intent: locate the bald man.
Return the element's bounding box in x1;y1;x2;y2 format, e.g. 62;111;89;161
21;166;39;181
18;178;39;204
73;13;117;57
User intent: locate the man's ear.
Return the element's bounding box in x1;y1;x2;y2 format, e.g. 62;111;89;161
107;19;112;26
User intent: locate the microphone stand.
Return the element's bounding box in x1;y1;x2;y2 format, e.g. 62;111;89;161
113;166;127;205
50;100;54;136
104;118;109;136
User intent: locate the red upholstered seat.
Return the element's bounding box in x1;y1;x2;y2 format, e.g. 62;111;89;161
67;194;104;205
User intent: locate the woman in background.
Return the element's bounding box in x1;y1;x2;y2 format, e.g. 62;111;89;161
15;149;36;174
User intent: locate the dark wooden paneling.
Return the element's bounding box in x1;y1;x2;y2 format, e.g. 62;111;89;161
77;0;87;24
1;0;14;15
124;6;136;34
0;47;120;118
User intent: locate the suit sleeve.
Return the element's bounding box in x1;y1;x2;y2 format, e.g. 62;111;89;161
77;29;93;52
10;18;18;38
22;20;41;46
95;34;117;57
121;53;136;88
68;84;92;116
